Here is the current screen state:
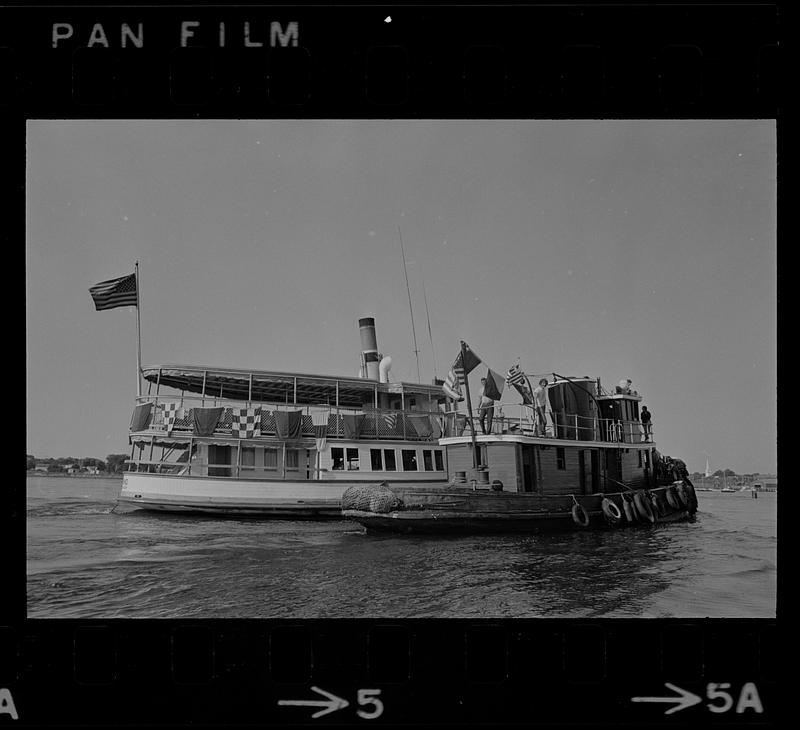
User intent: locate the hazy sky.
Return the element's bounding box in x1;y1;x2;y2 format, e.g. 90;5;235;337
26;120;776;474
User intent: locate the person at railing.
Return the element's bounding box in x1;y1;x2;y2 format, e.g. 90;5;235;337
478;378;495;435
640;405;652;442
533;378;549;436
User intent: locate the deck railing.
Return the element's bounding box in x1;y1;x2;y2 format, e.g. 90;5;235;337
463;406;653;444
131;395;653;447
132;394;447;443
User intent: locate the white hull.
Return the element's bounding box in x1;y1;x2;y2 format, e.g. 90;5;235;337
118;472;444;518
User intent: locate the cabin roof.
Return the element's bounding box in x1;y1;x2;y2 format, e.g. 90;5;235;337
141;364;445;408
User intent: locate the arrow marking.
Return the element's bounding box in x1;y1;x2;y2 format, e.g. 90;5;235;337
278;686;350;719
631;683;703;715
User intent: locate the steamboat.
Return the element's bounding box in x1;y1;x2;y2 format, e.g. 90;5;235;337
342;343;698;534
118;318;452;516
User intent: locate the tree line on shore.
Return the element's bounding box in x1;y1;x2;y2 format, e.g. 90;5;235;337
26;454;129;474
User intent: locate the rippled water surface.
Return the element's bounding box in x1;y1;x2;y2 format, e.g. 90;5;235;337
27;477;777;618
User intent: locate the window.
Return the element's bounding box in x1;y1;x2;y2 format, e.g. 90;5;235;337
286;449;300;470
331;447;344;471
241;447;255;470
556;447;566;470
264;448;278;470
401;449;418;471
383;449;397;471
434;450;444;471
423;450;433;471
346;448;360;471
637;450;643;468
644;450;650;466
370;449;383;471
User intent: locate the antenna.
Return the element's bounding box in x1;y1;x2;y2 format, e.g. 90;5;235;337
419;265;438;380
398;226;421;382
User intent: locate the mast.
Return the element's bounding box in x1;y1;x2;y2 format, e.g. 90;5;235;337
420;267;438;380
398;226;421;382
135;260;142;397
460;340;480;472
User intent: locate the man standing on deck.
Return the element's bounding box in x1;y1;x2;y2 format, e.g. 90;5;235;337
641;405;652;442
478;378;495;435
533;378;549;436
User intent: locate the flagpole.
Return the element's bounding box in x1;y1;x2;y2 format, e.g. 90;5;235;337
460;340;480;472
135;261;142;397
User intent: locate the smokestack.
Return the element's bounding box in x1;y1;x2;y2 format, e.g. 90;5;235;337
358;317;381;380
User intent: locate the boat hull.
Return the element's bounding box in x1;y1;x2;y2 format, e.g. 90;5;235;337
341;484;697;534
118;472;443;518
342;507;693;533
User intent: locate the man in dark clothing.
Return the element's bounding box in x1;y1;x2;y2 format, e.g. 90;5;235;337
641;406;652;442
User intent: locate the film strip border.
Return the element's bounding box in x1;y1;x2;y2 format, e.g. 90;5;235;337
0;5;779;115
0;620;777;724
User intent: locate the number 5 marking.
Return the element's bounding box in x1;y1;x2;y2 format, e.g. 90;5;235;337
356;689;384;720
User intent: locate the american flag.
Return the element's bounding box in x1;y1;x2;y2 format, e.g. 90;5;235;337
89;273;137;311
453;343;481;383
384;411;398;430
506;363;526;386
444;367;462;393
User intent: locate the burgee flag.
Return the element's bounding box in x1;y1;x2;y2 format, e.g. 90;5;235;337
89;273;137;311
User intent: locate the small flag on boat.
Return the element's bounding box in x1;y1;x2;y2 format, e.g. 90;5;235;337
384;411;398;430
442;367;464;401
506;363;526;386
161;402;182;434
453;343;482;384
506;363;534;405
89;272;137;311
231;407;262;439
482;368;505;401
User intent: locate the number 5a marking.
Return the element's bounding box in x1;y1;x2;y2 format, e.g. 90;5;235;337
356;689;384;720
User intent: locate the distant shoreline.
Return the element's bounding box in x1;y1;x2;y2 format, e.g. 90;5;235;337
26;472;123;479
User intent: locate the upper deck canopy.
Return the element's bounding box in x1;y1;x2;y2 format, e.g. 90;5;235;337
141;364;445;408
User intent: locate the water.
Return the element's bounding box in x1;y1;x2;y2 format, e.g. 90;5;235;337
27;476;777;618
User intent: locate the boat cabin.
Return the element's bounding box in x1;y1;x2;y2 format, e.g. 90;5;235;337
440;376;656;495
126;363;452;482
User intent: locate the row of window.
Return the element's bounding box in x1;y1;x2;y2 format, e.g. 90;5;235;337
331;447;444;472
552;447;650;471
239;447;299;470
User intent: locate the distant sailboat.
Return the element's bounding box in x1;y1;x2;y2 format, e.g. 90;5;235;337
704;458;712;478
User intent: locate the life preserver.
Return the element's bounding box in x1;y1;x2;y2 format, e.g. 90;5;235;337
601;497;622;524
649;491;668;517
665;486;682;510
622;496;636;523
681;482;698;514
571;503;590;527
633;491;656;523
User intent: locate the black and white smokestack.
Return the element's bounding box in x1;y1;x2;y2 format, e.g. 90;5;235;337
358;317;381;380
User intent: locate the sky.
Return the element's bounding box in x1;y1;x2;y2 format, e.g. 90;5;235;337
26;120;776;474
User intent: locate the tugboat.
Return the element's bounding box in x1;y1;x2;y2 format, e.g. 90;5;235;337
342;342;698;533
